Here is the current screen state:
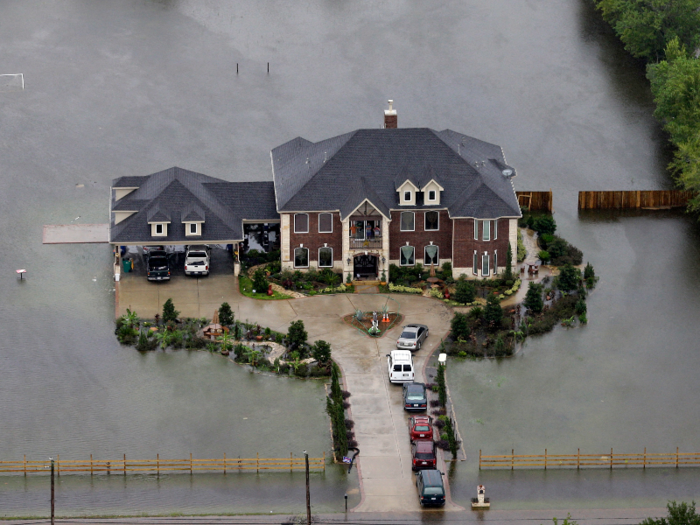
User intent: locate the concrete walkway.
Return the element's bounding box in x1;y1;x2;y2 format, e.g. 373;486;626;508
115;273;458;512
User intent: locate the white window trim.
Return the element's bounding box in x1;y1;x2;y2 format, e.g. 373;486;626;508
428;190;436;202
482;220;491;241
400;245;416;266
400;211;415;232
318;213;333;233
152;223;168;237
494;219;498;240
318;247;333;268
482;252;490;276
185;222;202;236
403;191;412;203
473;220;478;240
424;211;439;231
473;250;478;275
294;247;310;268
294;213;309;234
494;249;498;274
424;245;439;266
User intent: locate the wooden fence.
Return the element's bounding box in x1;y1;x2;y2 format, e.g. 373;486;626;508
517;191;553;212
578;190;695;210
479;448;700;470
0;453;325;476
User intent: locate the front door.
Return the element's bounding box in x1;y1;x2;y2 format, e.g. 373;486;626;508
354;254;378;279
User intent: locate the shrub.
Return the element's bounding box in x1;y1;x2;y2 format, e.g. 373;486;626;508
469;306;483;319
575;299;587;315
451;313;471;340
311;340;332;365
436;363;447;407
252;268;268;293
218;302;234;326
441;262;453;279
162;299;179;324
455;278;476;304
136;330;155;351
538;250;550;263
532;215;556;236
557;264;581;292
504;244;513;281
524;282;544;313
287;320;307;350
517;229;527;262
483;294;504;329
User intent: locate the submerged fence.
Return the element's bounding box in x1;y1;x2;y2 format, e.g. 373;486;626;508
578;190;695;210
0;453;326;476
516;191;553;212
479;448;700;470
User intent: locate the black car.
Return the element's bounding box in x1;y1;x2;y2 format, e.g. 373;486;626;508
416;469;445;506
146;250;171;281
402;382;427;412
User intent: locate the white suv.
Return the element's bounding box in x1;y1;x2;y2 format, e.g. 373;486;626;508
387;350;415;383
184;245;211;276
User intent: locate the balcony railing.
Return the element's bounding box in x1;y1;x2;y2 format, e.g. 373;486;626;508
349;238;383;249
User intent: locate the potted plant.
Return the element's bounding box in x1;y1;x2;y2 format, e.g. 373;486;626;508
380;269;387;286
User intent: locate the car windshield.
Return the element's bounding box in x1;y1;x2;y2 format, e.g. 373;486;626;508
188;251;207;258
415;425;430;431
407;392;424;401
400;331;416;339
423;487;444;496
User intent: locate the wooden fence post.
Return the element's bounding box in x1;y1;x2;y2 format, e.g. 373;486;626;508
577;448;580;470
677;447;679;469
610;448;613;470
157;453;160;477
90;454;93;476
190;453;193;475
23;454;26;476
643;447;646;469
257;452;260;473
290;452;293;472
323;451;326;471
57;454;60;477
224;452;226;475
479;450;482;470
123;454;126;476
544;449;547;471
511;449;514;471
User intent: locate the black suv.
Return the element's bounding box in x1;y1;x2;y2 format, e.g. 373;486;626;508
416;469;445;507
146;250;171;281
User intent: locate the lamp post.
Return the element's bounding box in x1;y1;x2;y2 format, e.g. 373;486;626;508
304;450;311;525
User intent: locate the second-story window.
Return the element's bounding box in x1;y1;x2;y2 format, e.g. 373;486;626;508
403;191;412;202
294;213;309;233
318;213;332;233
425;211;439;231
400;212;415;231
482;220;491;241
428;190;436;201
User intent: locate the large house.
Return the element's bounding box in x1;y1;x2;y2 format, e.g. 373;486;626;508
110;102;521;281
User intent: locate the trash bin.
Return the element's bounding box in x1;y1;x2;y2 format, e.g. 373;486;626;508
122;259;131;273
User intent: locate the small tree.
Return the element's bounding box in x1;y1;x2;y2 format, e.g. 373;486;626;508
504;244;513;281
640;501;700;525
162;298;179;324
252;268;268;293
557;263;581;292
524;282;544;313
287;320;308;350
312;340;332;366
450;312;471;341
483;294;503;328
455;278;476;304
218;302;234;326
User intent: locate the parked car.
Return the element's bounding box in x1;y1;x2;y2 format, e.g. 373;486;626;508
396;324;429;351
184;245;211;276
412;440;437;471
387;350;415;383
402;382;427;411
146;250;171;281
409;416;434;442
416;469;445;506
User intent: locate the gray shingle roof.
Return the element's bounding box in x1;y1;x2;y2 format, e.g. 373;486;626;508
271;128;521;220
110;167;278;244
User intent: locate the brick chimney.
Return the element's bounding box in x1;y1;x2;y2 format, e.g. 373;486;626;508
384;99;397;129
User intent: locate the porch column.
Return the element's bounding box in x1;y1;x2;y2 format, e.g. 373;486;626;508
382;220;390;281
281;214;292;271
342;218;351;282
508;219;518;272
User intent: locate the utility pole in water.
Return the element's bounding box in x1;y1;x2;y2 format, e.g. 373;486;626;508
50;458;55;525
304;450;311;525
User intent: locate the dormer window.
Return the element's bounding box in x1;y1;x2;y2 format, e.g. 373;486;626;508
151;223;168;237
422;180;444;205
403;191;411;202
397;180;418;206
428;190;436;201
185;222;202;236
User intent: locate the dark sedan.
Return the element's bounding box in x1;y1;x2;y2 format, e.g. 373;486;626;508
402;382;427;412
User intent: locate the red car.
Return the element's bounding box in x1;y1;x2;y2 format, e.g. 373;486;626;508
412;440;437;471
409;416;434;442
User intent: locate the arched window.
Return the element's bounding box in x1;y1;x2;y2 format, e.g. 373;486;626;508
294;247;309;268
482;252;490;276
318;247;333;267
424;245;439;266
400;245;415;266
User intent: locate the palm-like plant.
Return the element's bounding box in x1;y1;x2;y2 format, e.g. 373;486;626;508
154;330;169;349
122;308;139;329
246;347;262;366
216;330;233;353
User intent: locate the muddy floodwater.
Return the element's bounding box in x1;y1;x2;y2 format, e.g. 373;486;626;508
1;0;699;516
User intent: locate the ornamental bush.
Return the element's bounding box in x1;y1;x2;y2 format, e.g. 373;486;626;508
524;282;544;313
252;268;268;293
218;302;234;326
557;264;581;292
483;294;504;328
455;278;476;304
450;312;471;341
162;298;179;324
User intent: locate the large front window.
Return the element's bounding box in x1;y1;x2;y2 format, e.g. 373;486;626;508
400;245;415;266
425;211;439;231
424;245;439;265
294;214;309;233
318;213;333;233
318;247;333;267
294;247;309;268
400;212;415;232
482;220;491;241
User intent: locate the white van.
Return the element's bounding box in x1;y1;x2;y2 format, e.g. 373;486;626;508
387;350;415;383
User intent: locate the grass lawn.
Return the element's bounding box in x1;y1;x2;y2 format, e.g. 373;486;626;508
239;275;291;300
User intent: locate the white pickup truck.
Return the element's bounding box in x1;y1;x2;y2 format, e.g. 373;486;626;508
184;245;211;276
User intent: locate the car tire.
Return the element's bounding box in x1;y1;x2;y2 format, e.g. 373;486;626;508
417;342;421;351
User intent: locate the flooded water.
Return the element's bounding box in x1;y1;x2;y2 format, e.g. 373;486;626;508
0;0;698;516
